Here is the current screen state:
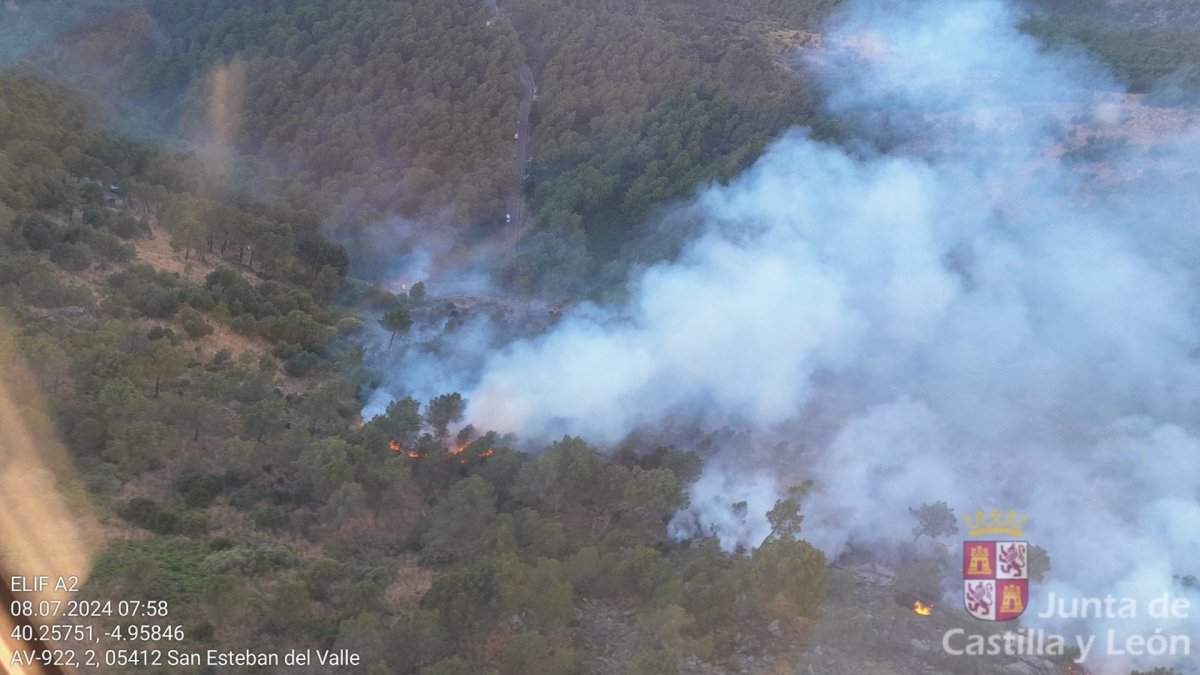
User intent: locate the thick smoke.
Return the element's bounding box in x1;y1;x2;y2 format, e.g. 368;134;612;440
366;0;1200;669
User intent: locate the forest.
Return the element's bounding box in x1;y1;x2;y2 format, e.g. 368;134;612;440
501;0;840;293
145;0;525;229
1022;0;1200;96
0;66;828;674
2;0;1198;673
31;0;1200;298
27;0;845;296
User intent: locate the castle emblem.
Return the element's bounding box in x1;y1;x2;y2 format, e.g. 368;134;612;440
962;509;1029;621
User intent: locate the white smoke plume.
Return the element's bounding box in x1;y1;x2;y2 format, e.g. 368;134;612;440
376;0;1200;670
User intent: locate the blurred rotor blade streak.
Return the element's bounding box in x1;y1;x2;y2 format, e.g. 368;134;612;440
1;580;64;675
0;321;102;674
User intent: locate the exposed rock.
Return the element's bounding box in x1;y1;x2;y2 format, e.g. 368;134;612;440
847;561;896;584
1031;658;1057;674
53;305;94;326
767;619;783;638
1107;0;1200;29
504;614;525;633
1002;662;1040;675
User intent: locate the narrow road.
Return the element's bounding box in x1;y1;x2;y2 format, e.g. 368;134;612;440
506;63;535;247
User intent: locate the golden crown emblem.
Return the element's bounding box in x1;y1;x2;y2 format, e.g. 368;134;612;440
963;509;1028;537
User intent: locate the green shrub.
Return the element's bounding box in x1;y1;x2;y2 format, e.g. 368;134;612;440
252;506;289;530
500;631;578;675
336;316;366;337
102;421;171;474
175;474;224;509
230;313;257;335
91;231;134;263
19;215;60;250
631;650;679;675
180;286;216;310
273;342;302;360
79;182;105;204
49;241;92;271
742;538;827;615
109;212;148;239
82;208;114;229
83;462;122;494
128;286;180;318
60;221;89;243
146;326;179;344
179;306;213;339
89;539;208;603
259;309;330;349
200;545;297;577
117;497;208;536
284;350;321;377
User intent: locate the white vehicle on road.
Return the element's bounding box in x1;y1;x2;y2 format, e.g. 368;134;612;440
506;213;512;223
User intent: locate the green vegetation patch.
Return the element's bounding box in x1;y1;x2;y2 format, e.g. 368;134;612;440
88;538;210;604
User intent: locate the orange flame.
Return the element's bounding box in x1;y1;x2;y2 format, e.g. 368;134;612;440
914;600;933;616
391;440;495;463
388;440;426;459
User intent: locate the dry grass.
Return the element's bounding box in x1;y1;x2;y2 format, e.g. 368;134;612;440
37;210;267;356
382;554;435;618
192;318;266;360
134;225;257;285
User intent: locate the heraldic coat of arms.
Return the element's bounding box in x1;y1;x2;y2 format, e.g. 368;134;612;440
963;509;1029;622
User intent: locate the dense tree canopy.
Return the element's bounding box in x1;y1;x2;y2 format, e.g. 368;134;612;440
137;0;525;226
495;0;840;294
14;1;1177;671
28;0;846;298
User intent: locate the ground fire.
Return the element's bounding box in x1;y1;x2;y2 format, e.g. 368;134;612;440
389;440;494;463
913;600;933;616
388;440;427;459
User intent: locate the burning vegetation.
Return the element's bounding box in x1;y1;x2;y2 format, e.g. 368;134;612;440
913;600;933;616
389;439;495;465
388;440;426;459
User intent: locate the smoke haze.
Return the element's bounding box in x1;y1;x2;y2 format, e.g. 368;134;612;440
0;1;137;65
363;0;1200;669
